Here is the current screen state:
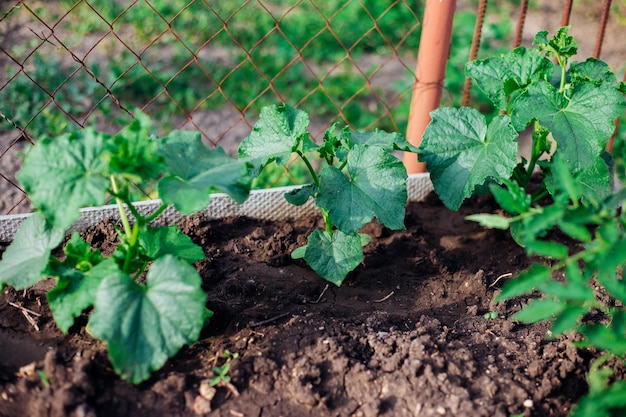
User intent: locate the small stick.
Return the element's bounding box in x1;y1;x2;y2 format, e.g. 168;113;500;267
372;291;394;303
20;310;40;331
8;302;41;331
309;284;329;304
489;272;513;288
8;301;41;317
248;312;291;328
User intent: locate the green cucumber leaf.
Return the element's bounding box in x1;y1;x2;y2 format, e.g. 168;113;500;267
419;108;518;210
316;144;408;234
89;255;207;384
512;81;625;172
533;26;578;60
138;226;205;263
0;213;64;290
284;184;316;206
291;245;307;259
465;46;552;109
317;123;348;162
17;129;110;230
496;263;552;301
60;232;103;272
158;130;251;214
359;233;372;246
48;258;119;333
238;103;310;173
303;230;364;286
512;298;566;323
569;58;619;86
107;109;163;182
350;130;418;153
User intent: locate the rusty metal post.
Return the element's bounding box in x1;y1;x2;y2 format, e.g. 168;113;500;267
560;0;573;27
594;0;612;59
461;0;488;107
403;0;456;174
513;0;529;48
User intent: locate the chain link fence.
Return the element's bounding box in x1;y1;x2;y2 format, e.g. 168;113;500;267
0;0;624;215
0;0;424;215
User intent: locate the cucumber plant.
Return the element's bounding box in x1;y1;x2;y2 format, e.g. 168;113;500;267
239;103;417;286
418;27;626;416
0;111;251;383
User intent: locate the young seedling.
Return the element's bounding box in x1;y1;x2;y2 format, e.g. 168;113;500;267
418;27;626;416
210;350;239;386
238;104;418;286
0;111;252;383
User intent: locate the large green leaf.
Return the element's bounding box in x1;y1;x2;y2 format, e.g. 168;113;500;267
89;255;207;384
238;104;310;172
419;108;518;210
17;129;110;230
0;213;64;290
48;259;118;333
158;130;251;214
512;81;626;172
316;144;407;234
465;46;552;109
303;230;364;286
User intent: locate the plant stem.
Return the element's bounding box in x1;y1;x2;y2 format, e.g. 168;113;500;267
320;208;333;235
145;203;168;223
297;150;319;187
110;175;143;274
557;54;567;93
110;176;133;237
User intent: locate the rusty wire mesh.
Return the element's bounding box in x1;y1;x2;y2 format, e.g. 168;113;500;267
0;0;424;214
0;0;624;216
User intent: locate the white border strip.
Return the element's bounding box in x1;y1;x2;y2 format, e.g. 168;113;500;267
0;173;432;242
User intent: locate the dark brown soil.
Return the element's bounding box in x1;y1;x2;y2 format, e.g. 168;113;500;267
0;193;600;417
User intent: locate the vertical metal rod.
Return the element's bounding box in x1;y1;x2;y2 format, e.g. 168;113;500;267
461;0;488;107
403;0;456;174
594;0;612;58
513;0;529;48
560;0;574;27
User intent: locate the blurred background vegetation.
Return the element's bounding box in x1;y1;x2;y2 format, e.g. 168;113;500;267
0;0;515;141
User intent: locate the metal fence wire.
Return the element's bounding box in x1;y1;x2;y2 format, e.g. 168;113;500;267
0;0;624;215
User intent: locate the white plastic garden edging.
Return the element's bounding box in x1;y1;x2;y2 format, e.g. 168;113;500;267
0;173;433;242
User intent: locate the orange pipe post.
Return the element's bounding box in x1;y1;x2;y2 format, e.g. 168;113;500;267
404;0;457;174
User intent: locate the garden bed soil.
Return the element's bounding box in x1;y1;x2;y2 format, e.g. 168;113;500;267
0;193;607;417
